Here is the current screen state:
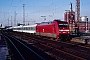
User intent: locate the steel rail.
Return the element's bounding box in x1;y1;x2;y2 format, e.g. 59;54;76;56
9;35;45;60
3;34;25;60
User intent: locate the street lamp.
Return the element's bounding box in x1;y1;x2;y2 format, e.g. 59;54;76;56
41;16;46;21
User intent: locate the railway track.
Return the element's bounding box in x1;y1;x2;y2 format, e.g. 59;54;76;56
5;31;90;60
2;32;55;60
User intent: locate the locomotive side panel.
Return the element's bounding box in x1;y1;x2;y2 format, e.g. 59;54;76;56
36;23;57;38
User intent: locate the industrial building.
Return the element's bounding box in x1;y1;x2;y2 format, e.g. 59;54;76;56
64;10;75;33
64;11;90;33
64;2;90;33
79;16;89;32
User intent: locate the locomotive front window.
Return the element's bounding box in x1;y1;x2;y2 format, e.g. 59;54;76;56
58;24;68;28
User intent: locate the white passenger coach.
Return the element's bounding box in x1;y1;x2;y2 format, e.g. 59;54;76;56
8;24;37;33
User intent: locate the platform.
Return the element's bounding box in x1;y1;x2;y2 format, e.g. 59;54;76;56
0;34;9;60
71;36;90;44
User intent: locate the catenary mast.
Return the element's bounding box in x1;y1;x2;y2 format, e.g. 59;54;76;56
75;0;80;35
75;0;80;28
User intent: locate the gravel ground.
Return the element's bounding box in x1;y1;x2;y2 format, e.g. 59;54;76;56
0;46;8;60
0;34;8;60
71;37;90;44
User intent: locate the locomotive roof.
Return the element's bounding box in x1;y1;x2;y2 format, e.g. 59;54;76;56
54;20;67;23
38;21;53;25
38;20;67;25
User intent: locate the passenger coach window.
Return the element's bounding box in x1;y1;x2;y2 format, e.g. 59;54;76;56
29;27;30;30
24;28;25;30
31;27;33;30
33;27;36;30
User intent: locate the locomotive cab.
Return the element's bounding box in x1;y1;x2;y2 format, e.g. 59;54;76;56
54;20;70;41
58;24;70;34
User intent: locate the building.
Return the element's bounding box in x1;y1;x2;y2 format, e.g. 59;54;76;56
64;11;90;33
64;10;75;32
79;16;89;32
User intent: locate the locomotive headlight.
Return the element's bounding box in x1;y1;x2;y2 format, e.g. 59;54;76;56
59;30;69;31
65;30;69;31
59;30;64;31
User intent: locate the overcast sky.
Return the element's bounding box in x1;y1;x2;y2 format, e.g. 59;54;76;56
0;0;90;26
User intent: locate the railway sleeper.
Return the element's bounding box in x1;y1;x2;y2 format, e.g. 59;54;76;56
63;48;90;59
47;49;84;60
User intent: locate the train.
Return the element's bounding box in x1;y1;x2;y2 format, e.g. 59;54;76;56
8;20;70;41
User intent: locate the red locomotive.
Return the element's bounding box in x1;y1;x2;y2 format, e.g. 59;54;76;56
36;20;70;41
